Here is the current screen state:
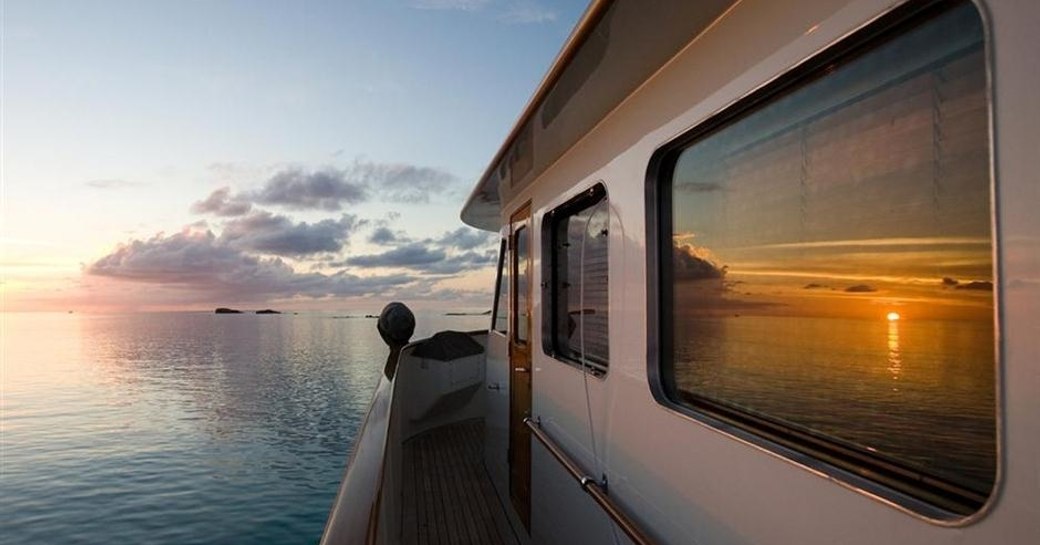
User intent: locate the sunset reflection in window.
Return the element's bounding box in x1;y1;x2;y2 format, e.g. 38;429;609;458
662;2;994;513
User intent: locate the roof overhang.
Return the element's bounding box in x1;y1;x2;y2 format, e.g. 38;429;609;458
460;0;734;231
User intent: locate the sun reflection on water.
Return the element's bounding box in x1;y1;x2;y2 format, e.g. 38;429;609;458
887;318;902;390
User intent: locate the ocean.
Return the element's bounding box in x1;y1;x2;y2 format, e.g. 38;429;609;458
3;309;998;542
0;310;488;545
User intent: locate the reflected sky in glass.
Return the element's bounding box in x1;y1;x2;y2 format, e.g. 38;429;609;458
667;3;994;497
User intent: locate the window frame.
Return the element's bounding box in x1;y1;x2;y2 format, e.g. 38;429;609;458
541;183;610;376
512;224;530;345
643;0;998;522
490;237;508;336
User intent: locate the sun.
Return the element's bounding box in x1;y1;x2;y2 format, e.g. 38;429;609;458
886;312;901;322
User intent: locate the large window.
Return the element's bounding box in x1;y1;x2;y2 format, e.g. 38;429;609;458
653;0;994;516
545;185;609;372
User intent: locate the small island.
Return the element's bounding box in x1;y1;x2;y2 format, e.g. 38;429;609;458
215;307;243;314
256;309;282;314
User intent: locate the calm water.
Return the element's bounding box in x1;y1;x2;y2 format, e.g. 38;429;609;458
1;311;487;545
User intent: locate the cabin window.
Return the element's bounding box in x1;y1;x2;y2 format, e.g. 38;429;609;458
514;226;530;344
652;0;994;517
492;238;509;334
544;184;609;373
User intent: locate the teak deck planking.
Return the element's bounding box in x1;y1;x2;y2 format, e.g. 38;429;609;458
402;419;520;545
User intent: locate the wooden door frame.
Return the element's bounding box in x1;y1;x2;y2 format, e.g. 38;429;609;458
508;201;533;531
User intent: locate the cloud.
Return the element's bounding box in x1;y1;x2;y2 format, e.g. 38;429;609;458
422;249;497;274
366;216;488;248
85;179;143;189
348;226;497;274
219;212;364;257
369;226;406;245
191;187;252;217
941;277;992;291
674;243;727;280
345;245;496;275
209;160;457;212
499;1;557;24
411;0;490;10
88;229;261;284
87;228;413;300
85;164;499;307
352;161;457;203
844;284;877;293
346;243;446;268
955;280;993;291
84;185;499;306
436;227;495;250
252;167;368;211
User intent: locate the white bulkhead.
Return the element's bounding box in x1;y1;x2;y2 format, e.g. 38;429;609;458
470;0;1039;543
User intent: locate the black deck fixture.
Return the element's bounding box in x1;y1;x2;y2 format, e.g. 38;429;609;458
412;330;485;361
377;302;415;348
377;302;415;379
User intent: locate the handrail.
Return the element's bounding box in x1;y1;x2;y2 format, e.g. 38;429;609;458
319;371;394;545
320;343;412;545
321;330;491;545
523;417;657;545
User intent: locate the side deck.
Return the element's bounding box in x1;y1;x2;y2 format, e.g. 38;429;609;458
401;419;520;545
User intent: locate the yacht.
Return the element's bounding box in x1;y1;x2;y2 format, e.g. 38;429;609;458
321;0;1039;543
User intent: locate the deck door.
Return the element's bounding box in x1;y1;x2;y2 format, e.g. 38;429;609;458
508;202;533;530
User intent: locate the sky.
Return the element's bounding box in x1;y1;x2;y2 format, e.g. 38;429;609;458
1;0;589;312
